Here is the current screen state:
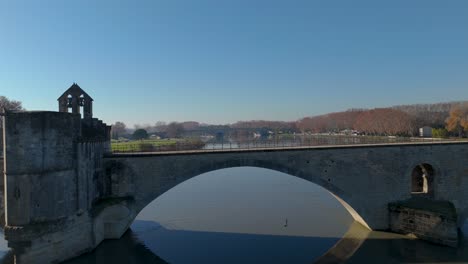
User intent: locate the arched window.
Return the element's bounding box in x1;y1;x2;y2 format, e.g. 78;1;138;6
411;163;434;197
79;94;85;117
79;94;85;106
66;94;73;112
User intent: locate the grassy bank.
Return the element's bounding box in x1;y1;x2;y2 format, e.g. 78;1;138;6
111;138;205;152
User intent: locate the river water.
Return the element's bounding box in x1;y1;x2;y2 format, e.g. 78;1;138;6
1;167;468;263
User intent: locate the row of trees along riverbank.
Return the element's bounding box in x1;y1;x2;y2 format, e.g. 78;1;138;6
0;95;465;142
113;101;468;139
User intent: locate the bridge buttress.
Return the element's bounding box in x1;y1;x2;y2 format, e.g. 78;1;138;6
2;111;120;264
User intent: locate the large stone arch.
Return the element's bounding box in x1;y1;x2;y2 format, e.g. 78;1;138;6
104;150;383;234
139;164;369;229
135;159;349;208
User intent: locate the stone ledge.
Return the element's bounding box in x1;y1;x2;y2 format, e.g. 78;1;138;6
389;198;458;247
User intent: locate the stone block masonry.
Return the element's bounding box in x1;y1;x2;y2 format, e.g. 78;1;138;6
0;157;4;226
389;198;458;247
3;111;82;226
2;110;127;264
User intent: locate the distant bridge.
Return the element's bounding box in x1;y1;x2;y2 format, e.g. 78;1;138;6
2;111;468;263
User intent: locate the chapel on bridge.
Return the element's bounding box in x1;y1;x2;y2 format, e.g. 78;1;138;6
57;83;93;119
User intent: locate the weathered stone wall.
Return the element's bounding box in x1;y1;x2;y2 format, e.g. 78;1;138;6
0;157;4;226
81;118;112;145
77;141;109;211
389;202;458;247
5;213;94;263
2;111;115;263
106;142;468;231
4;197;135;264
3;111;82;226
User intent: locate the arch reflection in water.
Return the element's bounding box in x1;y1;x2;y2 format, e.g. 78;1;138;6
124;167;355;263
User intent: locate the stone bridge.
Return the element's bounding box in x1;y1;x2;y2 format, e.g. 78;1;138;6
2;110;468;263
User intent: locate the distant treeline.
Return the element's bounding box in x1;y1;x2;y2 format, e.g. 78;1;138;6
298;101;467;136
113;100;468;139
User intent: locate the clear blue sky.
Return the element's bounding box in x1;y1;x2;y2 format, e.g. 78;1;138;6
1;0;467;126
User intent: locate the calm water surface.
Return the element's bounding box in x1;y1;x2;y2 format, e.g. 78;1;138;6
1;167;468;263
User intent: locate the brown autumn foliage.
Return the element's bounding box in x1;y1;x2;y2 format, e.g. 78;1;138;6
393;102;467;130
446;103;468;137
297;108;414;136
354;108;413;136
297;110;364;133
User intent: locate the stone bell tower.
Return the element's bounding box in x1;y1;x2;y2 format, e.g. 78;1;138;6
58;83;93;119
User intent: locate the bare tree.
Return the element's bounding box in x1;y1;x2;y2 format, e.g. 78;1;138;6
153;121;168;133
0;96;24;153
181;121;200;131
0;96;23;113
111;121;127;139
166;122;185;138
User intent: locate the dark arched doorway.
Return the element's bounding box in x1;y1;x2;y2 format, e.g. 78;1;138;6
411;163;434;197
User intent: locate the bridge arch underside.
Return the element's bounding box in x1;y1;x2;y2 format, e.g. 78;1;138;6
105;146;440;232
137;163;371;230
